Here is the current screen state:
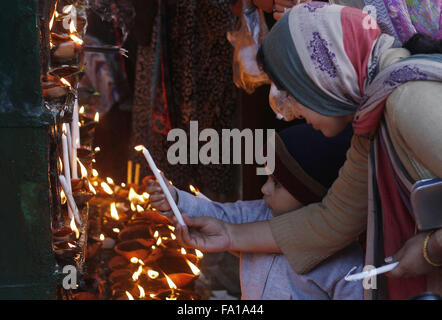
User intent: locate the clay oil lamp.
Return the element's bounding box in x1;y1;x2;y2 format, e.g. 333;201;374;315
114;238;155;262
154;274;197;300
52;226;74;242
41;74;71;101
118;224;152;242
53;239;81;263
108;255;130;271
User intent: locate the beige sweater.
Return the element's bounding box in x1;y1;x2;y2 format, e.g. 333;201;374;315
269;48;442;290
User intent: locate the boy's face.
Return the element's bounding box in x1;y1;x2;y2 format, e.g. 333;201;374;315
261;175;302;215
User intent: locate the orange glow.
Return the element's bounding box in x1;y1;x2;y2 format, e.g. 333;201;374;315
164;273;177;290
195;249;204;259
132;265;143;281
88;181;96;195
185;259;201;276
60;77;72;88
147;269;159;279
77;158;88;179
137;285;145;298
70;216;79;239
125;291;134;300
110;202;119;220
101;182;113;195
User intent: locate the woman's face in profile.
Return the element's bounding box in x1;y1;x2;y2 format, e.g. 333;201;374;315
269;83;353;137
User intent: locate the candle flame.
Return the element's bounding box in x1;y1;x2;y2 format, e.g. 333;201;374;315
142;192;150;200
101;182;113;195
164;273;177;290
130;257;139;264
149;294;156;298
147;269;159;279
137;285;145;298
62;123;67;134
132;265;143;281
166;296;177;300
153;231;159;238
94;112;99;122
156;237;162;246
70;216;79;239
130;202;136;212
88;181;96;195
113;228;120;233
49;10;57;30
189;184;198;194
92;169;98;177
60;189;67;205
134;145;144;152
170;233;176;240
99;234;105;241
129;188;145;204
67;243;76;248
125;291;134;300
70;34;84;46
106;177;114;185
79;106;85;114
77;158;88;179
185;259;201;276
94;147;100;152
168;225;176;232
195;249;204;259
121;183;126;188
136;205;144;213
181;248;187;255
110;202;119;220
58;157;63;171
60;77;71;88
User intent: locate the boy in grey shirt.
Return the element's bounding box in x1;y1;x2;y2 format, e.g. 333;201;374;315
146;124;363;299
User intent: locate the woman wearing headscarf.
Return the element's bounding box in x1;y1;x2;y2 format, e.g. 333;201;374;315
173;2;442;300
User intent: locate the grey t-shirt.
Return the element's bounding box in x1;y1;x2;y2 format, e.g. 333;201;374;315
176;189;364;300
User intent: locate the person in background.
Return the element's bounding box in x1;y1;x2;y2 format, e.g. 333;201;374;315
146;124;364;300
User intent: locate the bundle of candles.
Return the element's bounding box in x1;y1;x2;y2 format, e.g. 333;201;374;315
44;0;206;300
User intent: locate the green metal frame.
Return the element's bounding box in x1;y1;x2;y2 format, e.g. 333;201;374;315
0;0;57;299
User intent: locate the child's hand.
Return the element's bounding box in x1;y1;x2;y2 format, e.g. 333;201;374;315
174;214;232;253
144;173;177;212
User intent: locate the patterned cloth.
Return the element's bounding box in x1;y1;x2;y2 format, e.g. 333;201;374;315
363;0;442;43
130;0;238;194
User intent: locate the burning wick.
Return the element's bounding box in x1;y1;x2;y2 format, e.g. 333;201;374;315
70;216;79;239
137;285;145;299
94;112;99;122
135;145;186;226
60;77;72;88
147;269;159;279
185;259;201;276
101;182;113;195
195;249;204;259
189;185;210;201
125;291;134;300
110;202;119;221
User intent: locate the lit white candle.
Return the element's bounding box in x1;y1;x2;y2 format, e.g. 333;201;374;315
58;175;82;226
135;145;185;226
